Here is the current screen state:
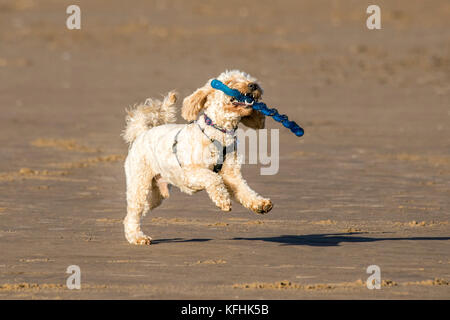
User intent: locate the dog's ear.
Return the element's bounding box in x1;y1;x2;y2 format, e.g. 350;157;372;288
241;110;265;129
182;84;211;122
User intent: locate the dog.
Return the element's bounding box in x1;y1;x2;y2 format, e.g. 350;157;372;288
122;70;273;245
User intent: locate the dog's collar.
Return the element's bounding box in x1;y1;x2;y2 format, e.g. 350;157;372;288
202;113;237;135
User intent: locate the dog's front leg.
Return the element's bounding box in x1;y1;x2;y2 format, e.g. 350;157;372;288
221;167;273;214
183;167;231;211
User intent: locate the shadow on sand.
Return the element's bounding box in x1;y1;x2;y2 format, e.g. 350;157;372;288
232;232;450;247
151;238;212;245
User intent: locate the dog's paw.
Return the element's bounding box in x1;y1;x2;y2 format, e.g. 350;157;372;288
212;191;231;212
221;202;232;212
251;199;273;214
128;235;152;245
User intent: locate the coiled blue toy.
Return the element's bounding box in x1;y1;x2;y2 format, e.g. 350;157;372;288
210;79;304;137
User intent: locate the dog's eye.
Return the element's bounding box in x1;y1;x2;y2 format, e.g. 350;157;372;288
230;97;236;102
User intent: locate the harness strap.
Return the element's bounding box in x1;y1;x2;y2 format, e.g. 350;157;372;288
196;123;237;173
171;123;237;173
172;127;183;167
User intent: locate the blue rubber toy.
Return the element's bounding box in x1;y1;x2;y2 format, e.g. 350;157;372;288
211;79;304;137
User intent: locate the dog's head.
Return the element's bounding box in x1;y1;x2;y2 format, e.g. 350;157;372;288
182;70;265;129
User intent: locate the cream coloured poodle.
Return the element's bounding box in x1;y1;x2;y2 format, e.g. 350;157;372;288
122;70;273;245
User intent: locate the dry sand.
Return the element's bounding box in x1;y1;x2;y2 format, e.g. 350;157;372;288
0;0;449;299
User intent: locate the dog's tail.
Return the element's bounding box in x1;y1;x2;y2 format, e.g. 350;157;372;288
122;91;178;144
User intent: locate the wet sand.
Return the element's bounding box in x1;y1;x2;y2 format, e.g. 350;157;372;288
0;0;449;299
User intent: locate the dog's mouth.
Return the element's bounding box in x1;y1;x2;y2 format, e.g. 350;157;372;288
230;94;257;108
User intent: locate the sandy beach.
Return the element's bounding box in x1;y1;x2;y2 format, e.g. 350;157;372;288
0;0;449;299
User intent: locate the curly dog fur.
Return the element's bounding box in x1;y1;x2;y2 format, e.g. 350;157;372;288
122;70;272;245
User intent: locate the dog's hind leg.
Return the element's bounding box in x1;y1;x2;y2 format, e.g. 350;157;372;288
149;175;169;211
123;152;155;245
153;174;170;201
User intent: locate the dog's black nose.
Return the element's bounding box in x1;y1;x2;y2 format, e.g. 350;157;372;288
248;82;259;92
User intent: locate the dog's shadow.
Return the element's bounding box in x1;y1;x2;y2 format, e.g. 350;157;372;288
232;232;450;247
151;238;212;245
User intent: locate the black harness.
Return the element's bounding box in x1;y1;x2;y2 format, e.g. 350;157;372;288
172;118;237;173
